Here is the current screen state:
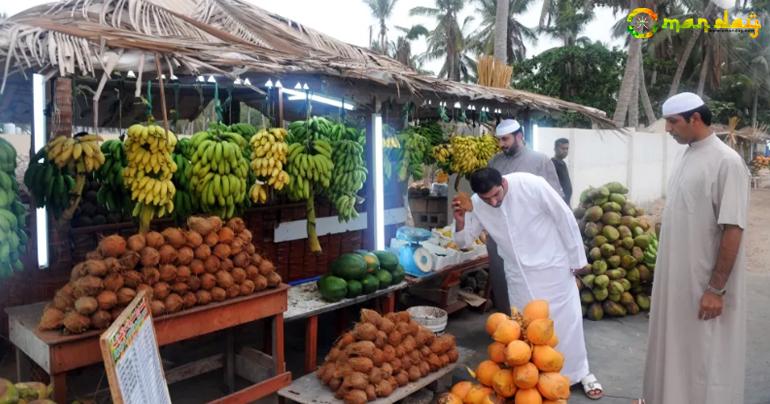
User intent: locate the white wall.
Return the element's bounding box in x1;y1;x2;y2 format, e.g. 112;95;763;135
533;127;685;207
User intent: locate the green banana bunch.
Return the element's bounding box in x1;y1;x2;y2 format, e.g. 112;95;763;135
285;138;334;201
95;140;132;216
189;127;248;219
24;147;76;218
395;129;430;181
0;138;28;277
172;149;197;223
328;138;367;222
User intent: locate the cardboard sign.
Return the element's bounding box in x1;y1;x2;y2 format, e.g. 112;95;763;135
99;291;171;404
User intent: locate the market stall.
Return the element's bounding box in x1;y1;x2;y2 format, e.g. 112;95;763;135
0;0;620;402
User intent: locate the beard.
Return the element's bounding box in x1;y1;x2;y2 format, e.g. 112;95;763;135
503;144;519;156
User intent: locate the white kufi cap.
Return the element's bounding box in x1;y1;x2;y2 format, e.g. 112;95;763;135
662;92;705;117
495;119;521;137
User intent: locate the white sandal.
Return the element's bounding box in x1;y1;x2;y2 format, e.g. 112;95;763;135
581;373;604;400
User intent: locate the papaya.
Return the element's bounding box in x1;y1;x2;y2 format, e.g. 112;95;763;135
624;301;641;315
346;280;363;298
361;274;380;294
356;251;380;272
375;270;393;288
318;275;347;302
330;253;367;280
373;250;399;271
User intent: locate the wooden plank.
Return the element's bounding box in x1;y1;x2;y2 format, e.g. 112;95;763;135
208;371;292;404
235;347;275;383
6;285;288;373
165;354;224;385
284;282;409;322
278;348;471;404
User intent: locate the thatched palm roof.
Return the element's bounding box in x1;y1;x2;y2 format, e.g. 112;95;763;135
0;0;615;127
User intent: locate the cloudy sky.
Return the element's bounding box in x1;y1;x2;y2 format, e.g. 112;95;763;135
1;0;627;74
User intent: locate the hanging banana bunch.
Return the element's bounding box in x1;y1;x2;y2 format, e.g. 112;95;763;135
123;123;178;232
248;128;291;204
95;139;132;216
172;138;197;222
189;125;249;219
327;126;367;223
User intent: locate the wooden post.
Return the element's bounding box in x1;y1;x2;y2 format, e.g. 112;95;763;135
303;316;318;373
49;78;73;272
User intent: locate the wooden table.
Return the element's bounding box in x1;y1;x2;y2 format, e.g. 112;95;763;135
406;257;490;314
7;284;292;404
284;282;409;373
277;347;470;404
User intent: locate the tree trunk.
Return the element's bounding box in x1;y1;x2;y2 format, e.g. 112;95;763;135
669;2;715;97
539;0;552;28
639;49;656;125
630;62;640;129
613;38;641;126
494;0;509;62
697;46;712;97
752;87;759;128
380;19;387;54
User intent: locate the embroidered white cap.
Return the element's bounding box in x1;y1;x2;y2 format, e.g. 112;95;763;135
662;92;705;117
495;119;521;137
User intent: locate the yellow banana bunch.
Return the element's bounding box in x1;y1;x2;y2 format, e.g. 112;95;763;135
123;123;177;231
248;128;291;204
384;136;401;149
46;134;105;173
445;134;500;176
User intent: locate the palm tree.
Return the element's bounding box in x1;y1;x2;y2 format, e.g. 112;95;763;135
364;0;399;53
393;25;430;70
667;0;717;97
411;0;474;81
494;0;510;60
470;0;537;64
539;0;594;47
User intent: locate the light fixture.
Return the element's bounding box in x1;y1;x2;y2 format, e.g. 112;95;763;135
170;74;178;81
265;79;274;88
275;80;283;88
160;74;166;80
454;102;461;109
428;100;432;105
207;75;216;83
244;78;252;86
373;114;385;250
234;78;243;85
33;74;48;268
284;88;355;110
533;124;540;152
294;82;302;90
127;70;136;78
303;83;310;90
197;75;205;82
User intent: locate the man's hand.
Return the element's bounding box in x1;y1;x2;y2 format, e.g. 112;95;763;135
698;290;724;320
451;197;466;229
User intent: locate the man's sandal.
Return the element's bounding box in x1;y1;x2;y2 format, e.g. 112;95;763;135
581;373;604;400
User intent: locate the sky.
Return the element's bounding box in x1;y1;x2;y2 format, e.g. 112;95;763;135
0;0;627;75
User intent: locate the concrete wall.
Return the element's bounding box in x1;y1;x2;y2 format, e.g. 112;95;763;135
533;127;685;207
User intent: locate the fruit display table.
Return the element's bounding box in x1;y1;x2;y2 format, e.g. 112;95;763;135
277;347;470;403
6;284;291;404
405;256;490;314
284;281;409;373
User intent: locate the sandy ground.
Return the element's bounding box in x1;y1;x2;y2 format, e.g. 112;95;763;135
746;188;770;273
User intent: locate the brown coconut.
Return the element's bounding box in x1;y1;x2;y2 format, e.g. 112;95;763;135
196;290;212;305
211;287;226;302
158;245;178;265
233;252;250;269
246;265;259;281
123;270;143;288
226;217;245;233
258;260;275;276
182;292;197;309
194;244;211;260
161;228;186;249
200;273;216;290
145;231;165;248
172;282;189;295
73;276;104;298
53;287;75;311
185;230;203;248
231;267;247;284
159;265;177;282
188;275;202;292
140;247;160;267
91;310;112;329
141;267;161;285
63;312;91;334
245;243;256;255
153;283;171;300
240;280;256;295
99;235;127;258
177;247;194;265
136;284;154;300
176;265;191;282
117;288;137;305
215;271;234;289
118;251;141;270
97;291;118;310
267;272;281;287
254;275;268;291
204;255;221;273
151;300;166;317
70;263;87;282
190;259;205;275
230;238;245;255
39;307;65;330
204;232;219;247
165;294;183;313
220;257;234;272
238;229;252;243
127;234;146;252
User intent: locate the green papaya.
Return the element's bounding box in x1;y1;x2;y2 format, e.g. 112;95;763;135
622;237;635;249
346;280;363;298
610;281;625;295
375;270;393;288
318;276;348;302
361;274;380;294
617;225;632;239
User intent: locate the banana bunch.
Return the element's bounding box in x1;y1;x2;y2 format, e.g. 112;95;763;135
437;134;500;177
328;138;367;222
285;139;334;201
395;129;431;181
476;133;500;162
189;127;249;218
383;136;401;149
172;141;198;222
249;128;291;204
95;140;131;215
46;134;105;173
0;139;28;277
643;234;658;269
432;143;453;173
24;147;76;218
123;123;178;231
